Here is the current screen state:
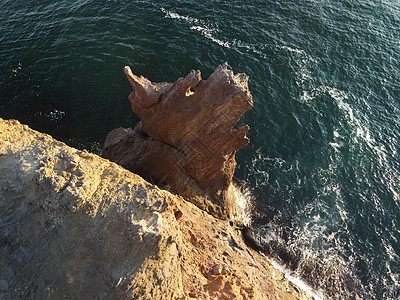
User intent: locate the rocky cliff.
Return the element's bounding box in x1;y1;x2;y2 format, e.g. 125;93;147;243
103;63;253;222
0;118;310;299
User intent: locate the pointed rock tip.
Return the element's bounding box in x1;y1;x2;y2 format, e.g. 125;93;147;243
124;66;134;78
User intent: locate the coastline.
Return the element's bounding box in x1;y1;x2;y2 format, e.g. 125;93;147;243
0;118;312;299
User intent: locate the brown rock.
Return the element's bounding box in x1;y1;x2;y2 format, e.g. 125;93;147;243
0;119;183;299
102;63;253;221
0;118;312;299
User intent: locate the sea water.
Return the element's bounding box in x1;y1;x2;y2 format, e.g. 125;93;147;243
1;1;399;298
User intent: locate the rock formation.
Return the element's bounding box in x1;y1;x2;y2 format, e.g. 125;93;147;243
102;63;253;221
0;118;310;299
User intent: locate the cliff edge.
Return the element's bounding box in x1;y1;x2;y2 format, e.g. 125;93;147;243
0;118;310;299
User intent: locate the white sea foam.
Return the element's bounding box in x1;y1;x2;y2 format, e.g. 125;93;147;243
161;7;269;57
161;7;230;49
276;44;306;55
10;62;22;77
47;109;65;121
190;25;231;48
299;84;390;171
264;254;324;300
276;44;314;88
160;7;200;24
308;85;392;175
300;90;313;102
333;130;340;138
233;184;254;227
329;142;342;150
235;184;328;299
233;39;267;59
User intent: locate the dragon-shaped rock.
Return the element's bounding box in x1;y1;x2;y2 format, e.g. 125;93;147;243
102;63;253;221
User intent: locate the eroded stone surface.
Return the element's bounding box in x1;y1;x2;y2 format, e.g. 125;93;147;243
0;119;182;299
103;63;253;221
0;118;310;299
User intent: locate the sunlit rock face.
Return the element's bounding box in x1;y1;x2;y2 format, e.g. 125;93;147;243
102;63;253;221
0;118;309;300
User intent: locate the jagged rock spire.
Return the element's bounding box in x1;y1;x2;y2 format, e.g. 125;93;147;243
103;63;253;221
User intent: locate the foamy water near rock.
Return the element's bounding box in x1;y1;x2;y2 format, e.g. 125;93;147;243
0;118;310;299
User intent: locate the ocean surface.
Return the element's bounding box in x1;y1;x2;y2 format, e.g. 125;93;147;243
1;0;399;298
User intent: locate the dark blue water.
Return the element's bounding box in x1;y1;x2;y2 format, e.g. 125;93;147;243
1;1;399;298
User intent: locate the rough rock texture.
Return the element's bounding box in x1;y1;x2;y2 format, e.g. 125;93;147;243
102;63;253;221
0;118;310;299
